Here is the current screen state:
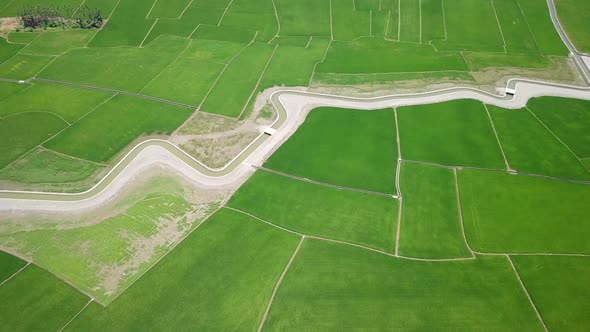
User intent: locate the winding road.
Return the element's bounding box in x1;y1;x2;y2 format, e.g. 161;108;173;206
2;78;590;212
2;1;590;212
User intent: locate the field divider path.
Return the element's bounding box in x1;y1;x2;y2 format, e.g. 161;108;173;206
254;166;398;198
237;44;279;119
3;78;590;211
257;236;305;332
454;168;476;258
483;103;512;171
506;255;549;332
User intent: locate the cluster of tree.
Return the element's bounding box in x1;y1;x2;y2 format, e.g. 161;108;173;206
18;5;102;30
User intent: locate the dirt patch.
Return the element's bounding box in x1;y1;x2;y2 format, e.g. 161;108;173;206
0;17;19;33
178;132;260;168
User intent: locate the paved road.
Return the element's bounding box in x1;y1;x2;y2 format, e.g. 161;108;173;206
2;78;590;212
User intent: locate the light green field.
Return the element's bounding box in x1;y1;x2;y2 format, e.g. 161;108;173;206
318;38;469;74
493;0;539;54
518;0;568;56
192;24;258;43
264;240;542;331
0;112;66;169
265;107;397;193
0;148;102;184
0;0;83;16
421;0;445;42
398;162;470;258
0;250;26;282
459;169;590;254
513;256;590;331
0;54;54;79
201;42;274;117
463;52;553;71
65;208;300;330
0;81;28;102
149;0;191;18
398;0;421;43
21;30;95;55
221;11;277;43
554;0;590;53
488;105;590;180
228;171;398;252
0;82;113;122
44;94;192;162
397;99;505;168
275;0;331;36
0;264;89;332
435;0;504;52
527;97;590;158
88;0;155;47
0;37;23;63
39;35;188;92
0;176;214;303
258;38;330;89
142;6;223;45
140;57;223;106
6;32;40;44
313;70;474;86
332;0;370;41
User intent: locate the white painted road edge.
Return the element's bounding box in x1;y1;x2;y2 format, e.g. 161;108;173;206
1;79;590;213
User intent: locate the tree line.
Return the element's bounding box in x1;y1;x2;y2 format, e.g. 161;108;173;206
18;5;103;30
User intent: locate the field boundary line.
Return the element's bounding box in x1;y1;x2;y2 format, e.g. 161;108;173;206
31;55;59;79
187;23;202;39
460;51;474;72
254;165;398;198
57;298;94;332
507;255;549;332
515;0;543;55
140;18;159;48
329;0;334;40
384;10;391;39
104;205;225;306
483;103;512;171
83;0;122;47
72;0;88;17
525;106;590;174
226;207;475;262
0;262;30;288
237;44;279;119
0;93;118;174
477;251;590;257
369;10;373;37
146;0;159;19
490;0;507;53
393;109;403;256
419;0;422;44
0;0;17;13
178;0;194;18
198;32;258;111
138;39;192;93
401;159;590;185
454;168;476;257
35;263;96;303
257;236;305;332
441;0;448;41
397;0;401;41
269;0;281;44
0;34;43;67
218;0;236;26
394;192;403;256
353;0;356;11
305;36;313;49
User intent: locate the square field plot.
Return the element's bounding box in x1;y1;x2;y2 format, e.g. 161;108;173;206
398;162;471;258
263;240;543;331
397;99;505;169
0;251;26;283
487;105;590;180
527;97;590;159
458;169;590;254
228;171;399;253
0;265;89;332
265;107;398;194
512;256;590;331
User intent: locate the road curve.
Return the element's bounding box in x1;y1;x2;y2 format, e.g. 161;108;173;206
1;78;590;212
